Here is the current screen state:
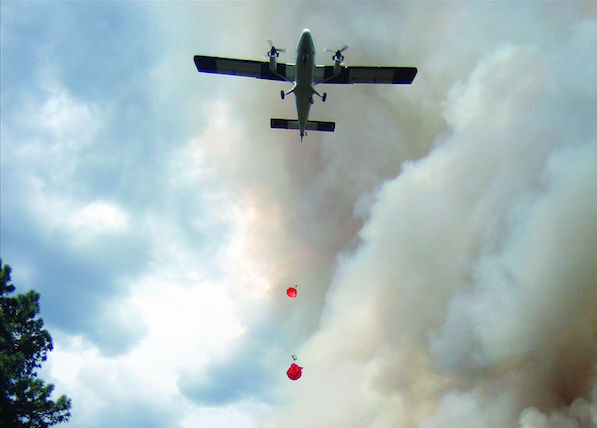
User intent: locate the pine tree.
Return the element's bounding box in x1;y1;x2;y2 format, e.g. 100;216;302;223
0;261;72;426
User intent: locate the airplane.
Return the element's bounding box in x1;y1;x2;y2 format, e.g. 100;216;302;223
193;29;417;140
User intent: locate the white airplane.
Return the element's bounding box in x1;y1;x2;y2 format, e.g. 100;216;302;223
194;29;417;140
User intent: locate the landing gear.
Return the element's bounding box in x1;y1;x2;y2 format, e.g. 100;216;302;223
281;90;285;100
313;90;327;103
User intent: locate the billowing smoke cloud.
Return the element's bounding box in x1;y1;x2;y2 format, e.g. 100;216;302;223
178;2;597;426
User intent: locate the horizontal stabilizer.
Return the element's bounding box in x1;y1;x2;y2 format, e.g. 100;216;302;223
271;118;299;130
270;118;335;132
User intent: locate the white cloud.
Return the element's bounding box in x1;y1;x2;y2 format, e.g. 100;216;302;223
70;201;129;235
45;269;248;426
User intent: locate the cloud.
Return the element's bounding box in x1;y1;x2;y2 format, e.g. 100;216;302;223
2;1;597;426
43;335;179;428
178;345;275;406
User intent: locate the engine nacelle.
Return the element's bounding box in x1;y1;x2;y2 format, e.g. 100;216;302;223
333;59;341;75
326;45;349;75
269;55;277;73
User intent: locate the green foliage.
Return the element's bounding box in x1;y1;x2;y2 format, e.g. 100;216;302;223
0;260;72;427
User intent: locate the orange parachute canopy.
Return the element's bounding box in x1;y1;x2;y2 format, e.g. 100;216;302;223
287;363;302;380
286;287;297;298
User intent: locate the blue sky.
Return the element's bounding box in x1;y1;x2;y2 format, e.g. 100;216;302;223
1;2;597;427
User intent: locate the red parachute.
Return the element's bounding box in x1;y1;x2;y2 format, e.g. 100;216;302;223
287;363;303;380
286;286;297;298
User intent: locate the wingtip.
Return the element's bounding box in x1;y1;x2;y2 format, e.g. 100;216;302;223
194;55;218;73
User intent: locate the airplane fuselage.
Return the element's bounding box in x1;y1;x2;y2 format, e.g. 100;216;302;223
193;28;417;140
294;29;315;139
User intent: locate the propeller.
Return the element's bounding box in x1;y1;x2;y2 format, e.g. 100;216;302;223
324;45;349;62
266;40;286;58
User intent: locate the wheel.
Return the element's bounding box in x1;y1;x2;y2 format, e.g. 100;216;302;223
281;90;285;100
322;93;327;102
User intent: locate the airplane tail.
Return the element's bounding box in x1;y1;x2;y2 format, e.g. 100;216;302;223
270;118;335;132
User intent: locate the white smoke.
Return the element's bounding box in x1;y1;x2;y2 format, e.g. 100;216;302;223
232;6;596;427
170;2;597;426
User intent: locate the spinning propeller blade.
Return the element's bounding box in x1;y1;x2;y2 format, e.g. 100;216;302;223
324;45;349;62
266;40;286;57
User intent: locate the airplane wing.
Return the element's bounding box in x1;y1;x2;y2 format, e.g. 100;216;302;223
194;55;295;82
315;66;417;84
